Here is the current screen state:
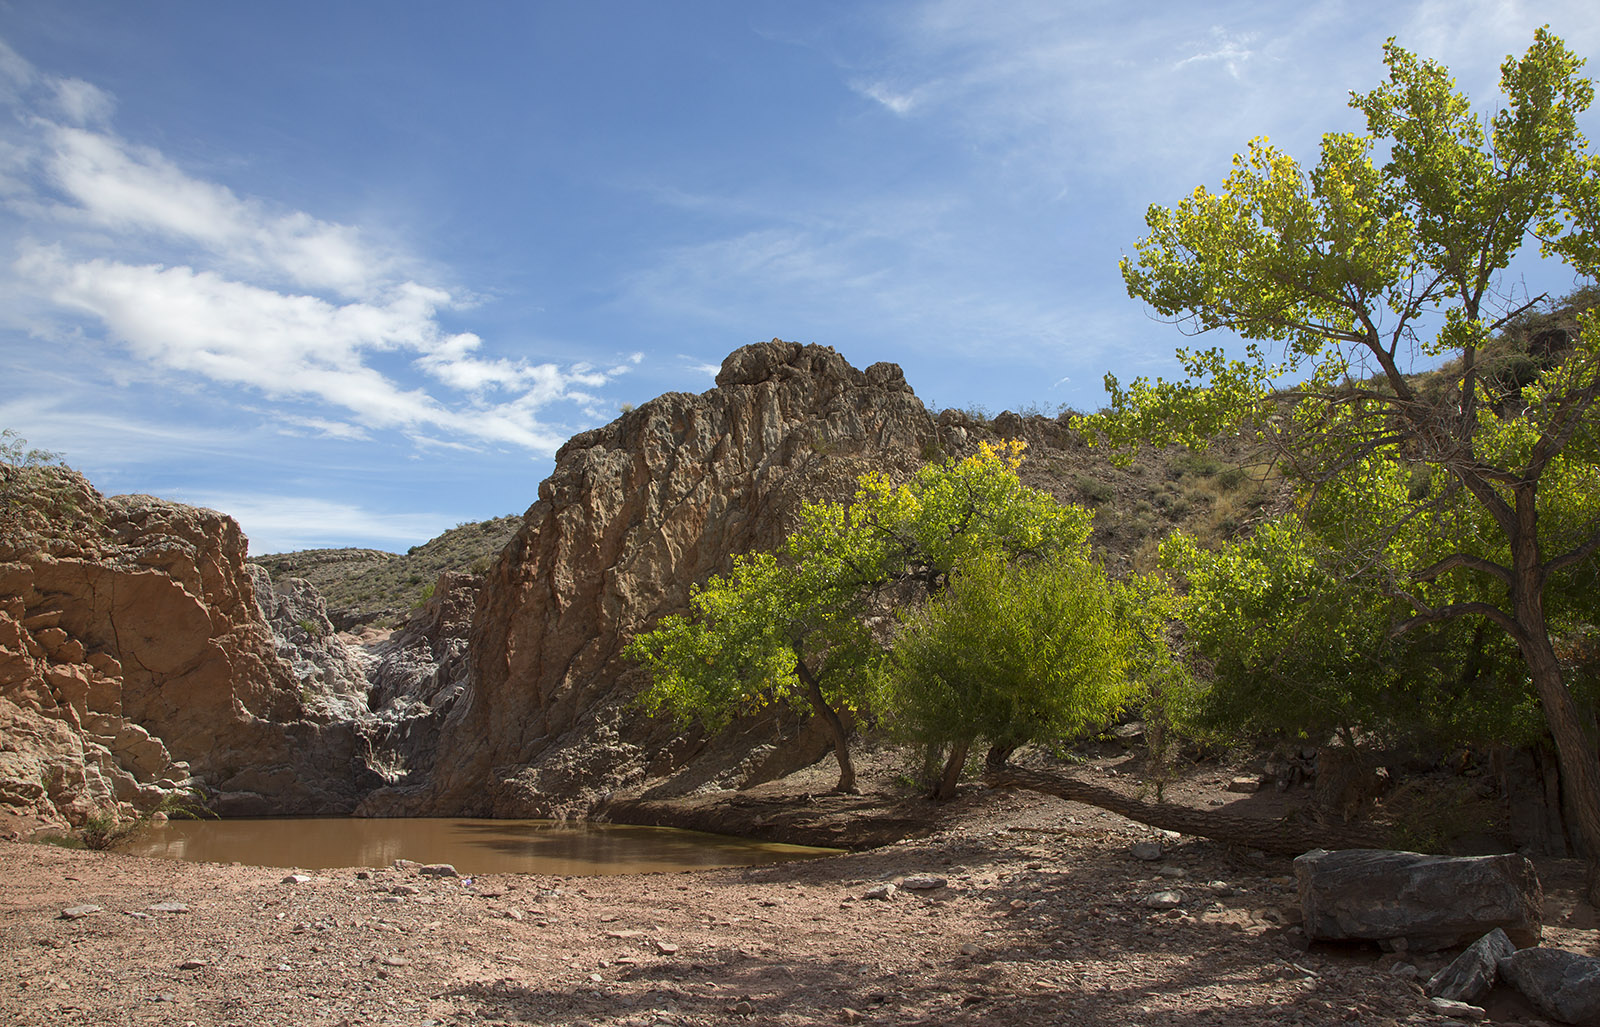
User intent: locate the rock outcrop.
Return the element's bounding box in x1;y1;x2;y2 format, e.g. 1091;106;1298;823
0;466;377;826
360;341;948;816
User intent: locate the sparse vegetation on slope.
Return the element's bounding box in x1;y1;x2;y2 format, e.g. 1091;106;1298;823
250;514;521;629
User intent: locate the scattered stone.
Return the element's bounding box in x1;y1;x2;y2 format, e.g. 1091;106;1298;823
959;943;983;956
59;904;101;920
504;909;525;921
281;874;312;884
654;941;679;955
147;902;190;914
179;959;208;970
1295;849;1542;950
732;1000;755;1015
1428;996;1487;1021
391;885;420;896
1144;891;1185;910
840;1008;865;1023
1156;866;1187;879
1008;899;1030;911
607;929;646;940
1498;947;1600;1025
380;956;411;967
1130;840;1163;861
1426;929;1516;1003
1389;963;1420;980
393;860;420;871
123;910;152;921
420;864;458;877
355;871;371;880
900;875;947;891
1207;881;1235;897
1227;776;1261;793
863;883;896;901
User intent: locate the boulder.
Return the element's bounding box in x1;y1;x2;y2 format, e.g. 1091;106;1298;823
1425;928;1517;1003
1294;849;1542;950
1498;947;1600;1025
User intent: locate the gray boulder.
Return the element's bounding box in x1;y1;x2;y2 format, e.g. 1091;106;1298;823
1499;947;1600;1025
1426;928;1517;1003
1295;849;1542;950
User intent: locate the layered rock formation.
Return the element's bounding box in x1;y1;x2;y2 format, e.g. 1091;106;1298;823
0;466;377;826
361;341;951;816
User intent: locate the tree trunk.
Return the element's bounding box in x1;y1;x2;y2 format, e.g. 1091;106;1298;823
796;661;857;794
933;738;971;800
1508;521;1600;899
985;740;1020;771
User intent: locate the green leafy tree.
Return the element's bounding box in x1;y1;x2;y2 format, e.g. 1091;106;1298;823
1085;30;1600;865
883;552;1136;798
627;441;1094;793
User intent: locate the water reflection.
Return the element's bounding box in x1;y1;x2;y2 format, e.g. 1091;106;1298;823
121;817;839;875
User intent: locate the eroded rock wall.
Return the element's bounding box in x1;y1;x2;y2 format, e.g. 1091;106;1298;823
361;341;947;816
0;467;376;826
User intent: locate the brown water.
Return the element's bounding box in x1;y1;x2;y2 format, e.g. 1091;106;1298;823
121;818;841;875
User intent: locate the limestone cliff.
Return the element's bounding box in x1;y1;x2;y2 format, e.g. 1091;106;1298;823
0;466;376;827
359;341;949;816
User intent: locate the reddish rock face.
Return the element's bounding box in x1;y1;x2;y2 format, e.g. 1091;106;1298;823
361;341;944;817
0;467;371;826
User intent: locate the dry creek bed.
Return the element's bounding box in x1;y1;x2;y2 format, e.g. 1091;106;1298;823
3;780;1598;1027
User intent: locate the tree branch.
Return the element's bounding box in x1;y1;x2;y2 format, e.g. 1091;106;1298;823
1413;552;1513;586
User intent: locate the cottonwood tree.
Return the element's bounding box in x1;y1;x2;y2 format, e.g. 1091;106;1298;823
626;441;1092;793
884;552;1136;799
1086;30;1600;867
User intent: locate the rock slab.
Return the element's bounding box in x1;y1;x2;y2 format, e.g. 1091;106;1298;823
1498;947;1600;1025
1294;849;1542;950
1426;928;1516;1003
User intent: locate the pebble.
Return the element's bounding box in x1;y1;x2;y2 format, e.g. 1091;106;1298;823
148;902;189;914
391;885;420;896
732;1000;755;1015
178;959;207;970
654;941;679;955
1143;890;1186;910
1130;841;1163;861
281;873;312;884
1227;776;1261;793
1155;866;1187;879
900;875;947;891
959;943;983;956
863;883;896;901
840;1008;865;1023
420;864;458;877
59;904;101;920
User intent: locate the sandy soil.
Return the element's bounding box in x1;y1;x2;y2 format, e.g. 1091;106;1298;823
3;756;1596;1027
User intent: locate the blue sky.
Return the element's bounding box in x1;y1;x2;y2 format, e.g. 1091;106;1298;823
1;1;1595;554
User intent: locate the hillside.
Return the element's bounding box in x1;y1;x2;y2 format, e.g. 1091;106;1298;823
249;514;521;629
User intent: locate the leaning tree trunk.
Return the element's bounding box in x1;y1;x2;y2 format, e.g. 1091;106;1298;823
984;766;1387;853
796;661;857;794
933;739;971;800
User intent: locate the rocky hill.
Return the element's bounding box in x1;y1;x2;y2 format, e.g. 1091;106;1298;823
0;339;1286;831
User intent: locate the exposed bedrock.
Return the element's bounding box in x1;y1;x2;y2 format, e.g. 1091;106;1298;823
359;341;949;817
0;468;380;826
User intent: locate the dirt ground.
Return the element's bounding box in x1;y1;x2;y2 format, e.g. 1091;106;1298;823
3;752;1597;1027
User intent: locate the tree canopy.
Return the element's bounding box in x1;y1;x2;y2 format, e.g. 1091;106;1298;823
626;441;1103;794
1083;29;1600;864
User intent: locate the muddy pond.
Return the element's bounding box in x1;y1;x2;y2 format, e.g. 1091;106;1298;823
121;817;840;875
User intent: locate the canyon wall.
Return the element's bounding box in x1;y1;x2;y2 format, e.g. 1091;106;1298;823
0;467;377;827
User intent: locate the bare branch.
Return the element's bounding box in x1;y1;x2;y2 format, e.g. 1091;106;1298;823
1391;600;1519;639
1544;528;1600;579
1413;553;1513;585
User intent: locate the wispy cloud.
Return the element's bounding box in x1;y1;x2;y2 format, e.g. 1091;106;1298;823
1174;28;1258;79
176;491;461;555
0;39;632;457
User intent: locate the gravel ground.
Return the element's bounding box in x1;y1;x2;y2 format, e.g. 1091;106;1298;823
5;777;1596;1027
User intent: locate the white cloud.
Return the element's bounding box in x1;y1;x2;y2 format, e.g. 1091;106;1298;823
0;37;635;459
1174;28;1258;79
176;491;460;555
